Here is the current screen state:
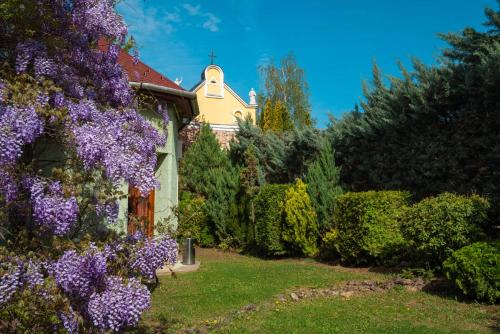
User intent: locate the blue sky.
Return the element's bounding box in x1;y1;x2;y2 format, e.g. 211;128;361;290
117;0;497;127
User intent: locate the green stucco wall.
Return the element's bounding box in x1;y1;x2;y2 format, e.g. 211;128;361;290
114;105;180;235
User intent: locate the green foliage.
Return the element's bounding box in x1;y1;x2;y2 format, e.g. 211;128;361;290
204;166;241;246
229;119;322;184
284;127;323;180
306;140;343;232
320;228;339;260
0;282;69;333
400;193;489;268
253;184;289;256
179;123;240;246
443;241;500;304
176;194;213;247
327;5;500;212
259;53;313;128
180;123;231;196
260;99;294;133
332;191;411;265
230;118;287;184
283;179;318;256
238;144;263;247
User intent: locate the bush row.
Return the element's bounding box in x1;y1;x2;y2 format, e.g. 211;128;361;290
177;175;497;302
323;190;497;303
177;179;319;257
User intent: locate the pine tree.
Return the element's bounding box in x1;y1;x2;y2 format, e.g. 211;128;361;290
306;140;343;232
261;99;294;133
261;99;274;131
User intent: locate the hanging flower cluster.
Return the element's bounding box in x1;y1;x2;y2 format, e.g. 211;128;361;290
23;177;79;236
130;235;178;279
50;246;108;298
87;276;151;331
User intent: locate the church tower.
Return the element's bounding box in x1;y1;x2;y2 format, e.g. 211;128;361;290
187;59;258;147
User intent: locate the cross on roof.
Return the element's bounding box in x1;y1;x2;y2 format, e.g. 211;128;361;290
208;50;217;65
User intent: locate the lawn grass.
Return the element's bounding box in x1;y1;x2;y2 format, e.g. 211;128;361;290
134;248;498;333
218;290;497;334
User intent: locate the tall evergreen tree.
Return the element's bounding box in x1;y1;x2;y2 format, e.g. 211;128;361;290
180;123;230;195
179;123;240;243
328;4;500;217
306;140;343;232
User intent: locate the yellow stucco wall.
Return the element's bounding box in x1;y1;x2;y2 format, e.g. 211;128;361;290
193;65;257;125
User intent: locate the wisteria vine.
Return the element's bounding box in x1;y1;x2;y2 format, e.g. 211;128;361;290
0;0;178;332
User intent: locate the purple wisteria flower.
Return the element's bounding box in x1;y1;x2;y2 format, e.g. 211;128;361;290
130;236;178;279
50;246;107;298
96;200;119;224
2;0;172;331
0;105;44;202
0;261;23;305
0;105;44;165
87;276;150;332
24;178;79;236
59;306;80;334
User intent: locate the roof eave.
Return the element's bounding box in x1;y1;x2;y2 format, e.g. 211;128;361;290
130;81;200;123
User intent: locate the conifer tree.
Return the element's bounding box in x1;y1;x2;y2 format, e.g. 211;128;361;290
283;179;318;256
261;99;294;133
306;140;343;232
179;123;240;243
180;123;230;196
328;4;500;211
239;144;262;244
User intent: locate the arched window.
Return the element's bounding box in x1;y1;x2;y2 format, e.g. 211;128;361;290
233;110;243;123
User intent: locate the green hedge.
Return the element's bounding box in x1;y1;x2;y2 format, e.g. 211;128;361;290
332;190;411;265
400;193;489;268
443;241;500;304
253;184;289;256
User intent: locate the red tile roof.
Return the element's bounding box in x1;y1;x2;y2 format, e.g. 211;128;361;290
99;40;184;91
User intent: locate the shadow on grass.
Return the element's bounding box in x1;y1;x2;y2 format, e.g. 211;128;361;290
127;313;182;333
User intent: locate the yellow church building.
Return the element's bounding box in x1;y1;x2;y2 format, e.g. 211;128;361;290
187;63;258;147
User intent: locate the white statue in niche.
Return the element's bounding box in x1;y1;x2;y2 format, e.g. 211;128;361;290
249;88;257;105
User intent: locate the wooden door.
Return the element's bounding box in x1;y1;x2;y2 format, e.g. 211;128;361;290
128;187;155;238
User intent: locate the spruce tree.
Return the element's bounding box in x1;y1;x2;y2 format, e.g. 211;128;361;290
305;140;343;232
180;123;230;196
179;123;240;243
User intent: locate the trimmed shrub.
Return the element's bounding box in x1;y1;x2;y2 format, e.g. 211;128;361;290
443;242;500;304
332;191;411;265
400;193;489;268
283;179;319;257
176;194;215;247
253;184;289;256
320;228;339;260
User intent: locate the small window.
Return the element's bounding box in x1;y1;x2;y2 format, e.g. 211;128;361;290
233;110;243;123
